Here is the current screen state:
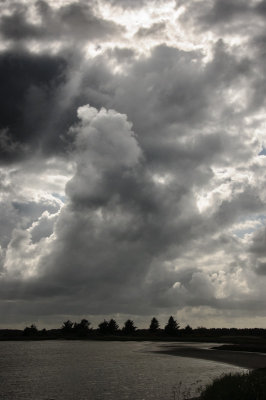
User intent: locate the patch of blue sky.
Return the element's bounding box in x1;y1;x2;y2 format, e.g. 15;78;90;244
258;147;266;156
232;214;266;238
257;214;266;223
52;193;66;203
233;227;257;238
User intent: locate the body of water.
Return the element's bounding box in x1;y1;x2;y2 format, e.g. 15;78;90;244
0;340;244;400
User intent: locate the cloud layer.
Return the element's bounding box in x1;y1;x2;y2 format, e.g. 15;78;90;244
1;0;266;328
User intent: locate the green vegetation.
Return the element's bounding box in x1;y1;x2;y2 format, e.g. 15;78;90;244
198;369;266;400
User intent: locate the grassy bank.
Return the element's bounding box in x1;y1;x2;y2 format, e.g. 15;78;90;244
197;368;266;400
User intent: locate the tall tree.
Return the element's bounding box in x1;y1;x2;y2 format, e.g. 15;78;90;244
184;324;193;333
149;317;159;332
108;319;119;334
164;316;179;335
73;319;91;336
98;320;109;334
61;320;73;333
79;319;91;330
122;319;137;334
23;324;38;336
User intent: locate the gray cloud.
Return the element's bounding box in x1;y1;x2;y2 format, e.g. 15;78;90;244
106;47;136;63
198;0;251;25
178;0;266;42
135;22;166;38
103;0;163;9
30;212;58;244
1;0;266;327
0;1;123;42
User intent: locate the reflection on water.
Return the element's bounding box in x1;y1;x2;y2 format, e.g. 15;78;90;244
0;341;244;400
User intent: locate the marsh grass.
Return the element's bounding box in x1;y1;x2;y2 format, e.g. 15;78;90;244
198;368;266;400
172;380;203;400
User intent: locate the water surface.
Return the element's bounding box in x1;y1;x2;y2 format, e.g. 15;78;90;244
0;340;244;400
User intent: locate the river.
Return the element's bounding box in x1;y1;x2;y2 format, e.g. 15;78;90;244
0;340;244;400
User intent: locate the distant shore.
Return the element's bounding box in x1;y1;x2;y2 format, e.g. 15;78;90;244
155;343;266;369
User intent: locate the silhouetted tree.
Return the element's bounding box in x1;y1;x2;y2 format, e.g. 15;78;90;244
73;319;91;336
122;319;137;334
184;324;193;333
23;324;38;336
98;319;119;334
149;317;160;333
98;320;109;334
164;316;179;335
61;320;73;333
79;319;91;330
108;319;119;334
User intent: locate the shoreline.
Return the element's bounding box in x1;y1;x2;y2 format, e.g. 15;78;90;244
154;344;266;370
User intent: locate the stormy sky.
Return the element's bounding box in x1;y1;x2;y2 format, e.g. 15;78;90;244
1;0;266;329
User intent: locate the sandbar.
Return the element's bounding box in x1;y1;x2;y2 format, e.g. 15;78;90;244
154;343;266;370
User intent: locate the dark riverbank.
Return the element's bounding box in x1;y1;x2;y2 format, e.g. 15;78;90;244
213;343;266;353
3;327;266;344
0;329;239;342
155;343;266;369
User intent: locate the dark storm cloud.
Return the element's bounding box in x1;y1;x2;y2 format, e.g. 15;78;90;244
0;105;204;315
1;39;262;317
0;1;123;42
0;49;68;162
0;129;28;163
101;42;252;177
2;0;266;327
256;0;266;15
0;0;125;165
0;6;43;40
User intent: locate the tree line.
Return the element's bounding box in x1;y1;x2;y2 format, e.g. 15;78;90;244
22;316;181;337
60;316;180;336
21;317;266;338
